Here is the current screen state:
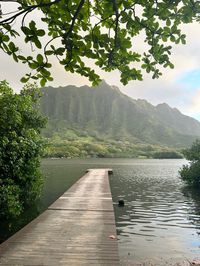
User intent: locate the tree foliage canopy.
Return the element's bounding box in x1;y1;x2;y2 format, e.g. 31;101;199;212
1;0;200;86
0;81;46;220
179;139;200;187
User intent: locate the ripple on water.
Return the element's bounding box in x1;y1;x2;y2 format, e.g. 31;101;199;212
109;159;200;263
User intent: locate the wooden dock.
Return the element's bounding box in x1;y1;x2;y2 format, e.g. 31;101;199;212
0;169;119;265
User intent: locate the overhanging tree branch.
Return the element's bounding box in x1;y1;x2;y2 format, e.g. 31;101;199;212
0;0;61;25
0;0;198;86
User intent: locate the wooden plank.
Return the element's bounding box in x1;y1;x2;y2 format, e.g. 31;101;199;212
0;169;119;265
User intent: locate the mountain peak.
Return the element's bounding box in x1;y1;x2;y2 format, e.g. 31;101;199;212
156;103;171;109
41;83;200;147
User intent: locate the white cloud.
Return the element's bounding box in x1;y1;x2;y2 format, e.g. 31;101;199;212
187;88;200;114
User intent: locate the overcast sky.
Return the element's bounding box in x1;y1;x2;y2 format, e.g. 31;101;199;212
1;4;200;121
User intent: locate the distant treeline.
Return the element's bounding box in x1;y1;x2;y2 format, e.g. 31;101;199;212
43;128;183;159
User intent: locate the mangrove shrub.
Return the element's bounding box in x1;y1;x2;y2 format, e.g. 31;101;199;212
0;81;46;220
179;139;200;187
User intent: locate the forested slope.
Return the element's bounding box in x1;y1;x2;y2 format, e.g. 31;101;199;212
41;81;200;148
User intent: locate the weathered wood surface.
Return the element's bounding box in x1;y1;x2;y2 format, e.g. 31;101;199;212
0;169;119;265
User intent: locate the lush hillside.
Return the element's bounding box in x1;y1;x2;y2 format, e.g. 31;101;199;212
40;81;200;152
43;128;183;159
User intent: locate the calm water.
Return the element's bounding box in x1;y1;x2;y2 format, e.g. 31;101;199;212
108;159;200;265
39;158;200;265
2;158;200;265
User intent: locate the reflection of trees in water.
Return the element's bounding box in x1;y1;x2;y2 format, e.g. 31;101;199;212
182;186;200;235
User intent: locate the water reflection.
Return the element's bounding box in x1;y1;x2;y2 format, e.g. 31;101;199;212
182;186;200;235
109;159;200;264
1;158;200;265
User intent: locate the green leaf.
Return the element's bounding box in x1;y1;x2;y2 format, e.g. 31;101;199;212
29;21;36;30
13;54;18;62
40;78;46;87
8;42;16;52
45;50;54;56
34;39;42;49
18;55;26;61
36;54;43;64
166;19;171;26
21;26;30;35
29;62;38;69
2;35;10;42
20;77;29;83
55;48;65;55
47;76;53;81
37;29;45;36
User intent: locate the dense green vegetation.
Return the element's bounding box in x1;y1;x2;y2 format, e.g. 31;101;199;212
0;81;46;220
1;1;200;85
179;140;200;187
41;83;200;149
44;127;183;159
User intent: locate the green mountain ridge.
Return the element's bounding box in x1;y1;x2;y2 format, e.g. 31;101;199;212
40;81;200;148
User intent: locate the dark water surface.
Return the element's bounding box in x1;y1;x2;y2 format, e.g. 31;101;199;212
1;158;200;265
40;158;200;265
